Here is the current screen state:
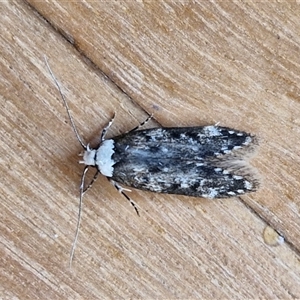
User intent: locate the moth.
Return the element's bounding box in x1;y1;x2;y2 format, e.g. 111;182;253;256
84;123;259;204
45;57;259;266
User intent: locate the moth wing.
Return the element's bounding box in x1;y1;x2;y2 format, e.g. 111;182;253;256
112;159;258;198
111;126;258;198
113;126;256;159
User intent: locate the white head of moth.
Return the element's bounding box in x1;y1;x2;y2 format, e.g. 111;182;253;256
45;57;139;268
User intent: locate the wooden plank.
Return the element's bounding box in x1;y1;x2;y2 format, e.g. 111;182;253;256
1;0;300;298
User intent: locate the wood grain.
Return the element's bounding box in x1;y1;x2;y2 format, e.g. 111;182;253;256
1;0;300;298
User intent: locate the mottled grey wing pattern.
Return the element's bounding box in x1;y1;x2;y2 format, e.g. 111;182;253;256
111;126;258;198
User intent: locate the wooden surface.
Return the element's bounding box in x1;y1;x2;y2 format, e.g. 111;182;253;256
1;1;300;299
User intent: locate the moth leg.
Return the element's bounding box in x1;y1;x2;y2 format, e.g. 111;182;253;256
83;170;99;194
108;178;139;216
100;113;116;142
126;114;153;134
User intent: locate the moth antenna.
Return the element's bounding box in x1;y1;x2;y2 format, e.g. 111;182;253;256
69;165;89;268
44;55;87;150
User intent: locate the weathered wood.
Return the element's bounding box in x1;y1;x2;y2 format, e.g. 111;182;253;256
1;0;300;298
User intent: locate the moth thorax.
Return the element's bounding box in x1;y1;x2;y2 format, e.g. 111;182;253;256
79;140;115;177
97;139;116;177
80;140;115;177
